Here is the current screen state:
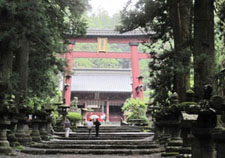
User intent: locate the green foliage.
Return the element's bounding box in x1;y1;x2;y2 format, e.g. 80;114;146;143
13;145;25;151
186;89;194;94
148;49;176;106
0;0;88;102
27;94;60;109
122;98;148;123
66;112;82;121
178;102;197;109
51;110;59;126
86;9;121;29
117;0;171;42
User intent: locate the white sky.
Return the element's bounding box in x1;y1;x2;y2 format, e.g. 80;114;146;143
89;0;138;16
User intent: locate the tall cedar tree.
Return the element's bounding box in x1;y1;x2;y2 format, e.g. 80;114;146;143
193;0;215;100
0;0;88;102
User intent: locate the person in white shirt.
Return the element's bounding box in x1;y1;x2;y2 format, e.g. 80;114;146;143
87;119;93;139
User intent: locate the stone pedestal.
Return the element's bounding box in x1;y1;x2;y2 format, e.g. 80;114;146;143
156;121;172;145
162;121;183;157
7;119;20;147
0;118;12;154
152;123;163;143
213;130;225;158
15;115;32;146
30;120;41;142
192;128;216;158
39;120;49;141
45;107;53;134
176;121;193;158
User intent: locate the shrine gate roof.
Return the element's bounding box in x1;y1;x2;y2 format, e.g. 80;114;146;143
71;68;132;93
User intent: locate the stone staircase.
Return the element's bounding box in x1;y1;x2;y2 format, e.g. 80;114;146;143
21;125;164;155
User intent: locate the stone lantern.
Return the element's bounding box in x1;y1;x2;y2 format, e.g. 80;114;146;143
159;92;183;157
38;106;49;141
58;104;70;123
0;92;12;154
45;105;54;135
186;84;225;158
7;95;20;147
15;97;32;146
30;103;41;142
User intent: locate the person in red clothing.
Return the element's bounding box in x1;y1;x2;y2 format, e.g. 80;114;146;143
94;118;101;137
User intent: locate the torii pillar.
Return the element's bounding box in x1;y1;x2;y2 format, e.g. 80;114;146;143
129;42;143;99
64;42;75;106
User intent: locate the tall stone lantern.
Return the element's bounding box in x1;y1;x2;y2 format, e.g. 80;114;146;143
58;104;70;123
0;92;12;154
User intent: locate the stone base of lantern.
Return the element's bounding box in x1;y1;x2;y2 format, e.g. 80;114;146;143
0;119;12;154
30;120;41;142
7;119;20;147
39;120;49;141
15;116;32;146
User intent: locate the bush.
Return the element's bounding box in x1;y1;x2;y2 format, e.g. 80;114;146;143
66;112;82;126
122;98;149;125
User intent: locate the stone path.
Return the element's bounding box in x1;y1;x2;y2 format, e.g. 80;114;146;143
0;152;164;158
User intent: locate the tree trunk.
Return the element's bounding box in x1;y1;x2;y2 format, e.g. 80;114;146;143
0;44;13;92
168;0;192;101
193;0;215;100
14;34;30;99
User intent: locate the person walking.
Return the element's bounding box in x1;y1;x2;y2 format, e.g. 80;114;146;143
64;118;71;138
94;119;101;137
87;119;93;139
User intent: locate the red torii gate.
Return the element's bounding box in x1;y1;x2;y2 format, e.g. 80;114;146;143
63;29;151;106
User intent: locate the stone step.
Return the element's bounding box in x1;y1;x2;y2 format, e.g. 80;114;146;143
22;147;163;155
36;139;156;145
75;129;142;132
77;125;142;129
54;126;144;132
54;136;149;140
52;132;154;140
54;132;154;137
31;142;159;149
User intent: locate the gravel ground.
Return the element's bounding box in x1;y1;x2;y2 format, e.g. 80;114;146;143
0;152;166;158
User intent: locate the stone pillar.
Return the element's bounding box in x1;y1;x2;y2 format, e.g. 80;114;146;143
7;119;20;147
129;42;141;99
39;120;49;141
0;118;12;154
213;130;225;158
162;120;183;157
191;128;216;158
15;115;32;146
152;122;163;143
177;120;193;158
64;42;75;106
30;120;41;142
106;101;110;122
159;123;171;145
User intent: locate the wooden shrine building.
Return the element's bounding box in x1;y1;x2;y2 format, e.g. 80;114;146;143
71;68;132;122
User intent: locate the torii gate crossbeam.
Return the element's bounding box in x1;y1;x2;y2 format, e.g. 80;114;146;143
71;51;151;59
